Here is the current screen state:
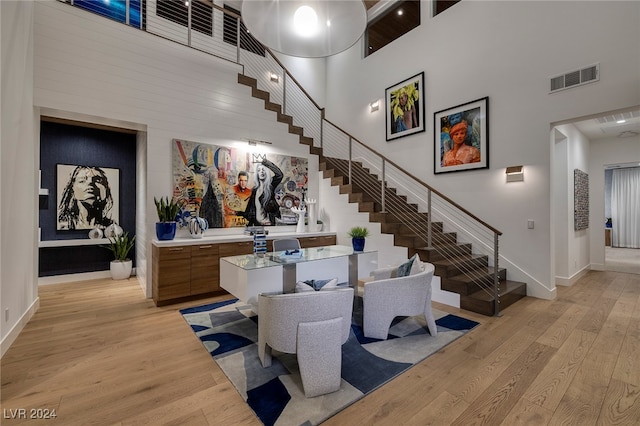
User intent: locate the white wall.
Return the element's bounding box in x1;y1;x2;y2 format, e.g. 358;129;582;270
553;129;569;279
1;1;38;355
554;124;591;285
318;171;406;270
589;135;640;270
321;1;640;296
32;2;318;296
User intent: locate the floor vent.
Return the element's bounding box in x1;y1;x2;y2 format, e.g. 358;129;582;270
550;63;599;93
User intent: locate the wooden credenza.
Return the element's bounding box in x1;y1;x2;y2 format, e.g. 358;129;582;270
152;233;336;305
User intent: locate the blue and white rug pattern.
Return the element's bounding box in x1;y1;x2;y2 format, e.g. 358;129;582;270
180;298;479;426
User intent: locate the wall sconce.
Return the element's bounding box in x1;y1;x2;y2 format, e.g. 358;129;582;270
247;138;273;146
506;165;524;182
269;73;280;83
369;100;379;113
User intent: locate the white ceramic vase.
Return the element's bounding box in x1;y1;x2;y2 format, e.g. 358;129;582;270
110;260;132;280
104;223;123;238
291;206;306;233
306;198;317;232
188;216;209;238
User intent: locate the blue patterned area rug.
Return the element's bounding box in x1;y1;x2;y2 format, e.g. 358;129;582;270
180;298;479;426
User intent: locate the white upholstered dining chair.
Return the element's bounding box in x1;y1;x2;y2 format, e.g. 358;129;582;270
257;287;354;397
363;257;437;340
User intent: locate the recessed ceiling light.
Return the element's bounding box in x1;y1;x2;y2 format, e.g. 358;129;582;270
397;9;403;16
616;119;626;124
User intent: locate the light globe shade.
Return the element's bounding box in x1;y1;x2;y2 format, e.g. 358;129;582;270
241;0;367;58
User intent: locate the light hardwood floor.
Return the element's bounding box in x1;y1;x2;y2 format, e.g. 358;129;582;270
1;271;639;425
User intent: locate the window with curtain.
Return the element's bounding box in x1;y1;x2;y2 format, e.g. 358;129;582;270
611;167;640;248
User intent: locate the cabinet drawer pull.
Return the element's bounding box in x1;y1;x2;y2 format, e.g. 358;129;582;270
199;245;212;249
168;247;184;251
308;237;317;240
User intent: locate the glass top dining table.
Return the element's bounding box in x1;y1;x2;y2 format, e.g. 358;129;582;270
220;244;376;270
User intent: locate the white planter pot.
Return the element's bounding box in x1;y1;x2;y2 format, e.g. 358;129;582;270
110;260;132;280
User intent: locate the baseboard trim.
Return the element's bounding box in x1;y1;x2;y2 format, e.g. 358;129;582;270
1;297;40;358
38;269;137;285
556;265;590;287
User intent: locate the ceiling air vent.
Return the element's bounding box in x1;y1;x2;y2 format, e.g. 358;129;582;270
549;63;599;93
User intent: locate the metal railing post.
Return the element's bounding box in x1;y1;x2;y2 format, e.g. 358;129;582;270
126;0;130;25
494;233;501;317
320;112;325;150
380;159;386;213
427;189;432;248
236;17;241;64
283;72;287;115
348;137;352;185
187;0;192;47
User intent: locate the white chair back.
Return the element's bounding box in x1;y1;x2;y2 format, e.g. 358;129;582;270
273;238;301;251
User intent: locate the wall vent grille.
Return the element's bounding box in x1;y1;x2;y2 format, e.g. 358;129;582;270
549;63;599;93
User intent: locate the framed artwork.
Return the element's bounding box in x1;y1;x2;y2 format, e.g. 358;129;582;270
574;169;589;231
56;164;120;230
434;96;489;174
385;72;425;141
172;139;308;229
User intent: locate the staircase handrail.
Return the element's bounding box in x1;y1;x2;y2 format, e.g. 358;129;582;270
323;117;502;236
62;0;505;316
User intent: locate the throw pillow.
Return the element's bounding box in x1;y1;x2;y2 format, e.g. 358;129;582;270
295;278;339;292
295;281;315;292
409;253;424;275
396;257;415;277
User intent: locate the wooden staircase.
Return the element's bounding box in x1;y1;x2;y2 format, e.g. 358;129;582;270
238;74;527;316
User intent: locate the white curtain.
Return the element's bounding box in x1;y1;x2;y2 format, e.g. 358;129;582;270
611;167;640;248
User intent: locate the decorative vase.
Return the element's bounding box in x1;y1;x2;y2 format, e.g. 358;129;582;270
88;227;103;239
155;222;177;241
306;198;317;232
352;237;365;252
110;260;132;280
104;223;123;238
188;216;208;239
291;206;306;233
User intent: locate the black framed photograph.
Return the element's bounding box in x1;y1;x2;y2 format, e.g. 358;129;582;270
385;72;425;141
56;164;120;230
434;96;489;174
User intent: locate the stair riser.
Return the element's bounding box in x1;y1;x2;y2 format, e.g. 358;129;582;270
411;244;472;262
381;222;443;235
369;212;429;223
441;269;508;295
357;202;380;213
460;286;527;315
240;73;529;317
434;256;488;278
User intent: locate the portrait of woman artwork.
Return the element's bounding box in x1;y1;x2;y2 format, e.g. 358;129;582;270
57;164;120;230
171;139;308;229
385;72;425;141
434;97;489;174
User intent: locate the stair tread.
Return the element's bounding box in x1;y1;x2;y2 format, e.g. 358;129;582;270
240;72;527;317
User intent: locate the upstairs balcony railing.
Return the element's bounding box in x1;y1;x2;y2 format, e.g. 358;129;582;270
62;0;504;316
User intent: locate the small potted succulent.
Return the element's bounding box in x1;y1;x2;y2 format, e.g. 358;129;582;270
348;226;370;252
154;196;181;240
102;232;135;280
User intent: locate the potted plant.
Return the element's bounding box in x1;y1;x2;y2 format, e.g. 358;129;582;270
348;226;369;252
102;232;135;280
154;196;181;240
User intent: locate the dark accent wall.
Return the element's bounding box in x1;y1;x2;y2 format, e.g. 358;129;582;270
39;121;137;276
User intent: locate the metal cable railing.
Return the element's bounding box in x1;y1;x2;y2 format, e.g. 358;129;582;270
62;0;504;315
